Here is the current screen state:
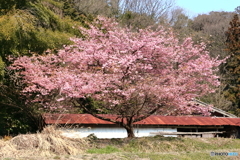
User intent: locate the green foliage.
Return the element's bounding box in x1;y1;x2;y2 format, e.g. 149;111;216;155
0;0;86;53
222;14;240;115
0;8;75;60
0;0;87;67
43;0;63;9
0;57;4;82
0;84;42;136
29;2;62;30
61;0;94;28
78;97;109;114
0;10;34;57
29;28;74;53
0;111;32;136
118;11;155;29
0;0;31;14
0;0;92;135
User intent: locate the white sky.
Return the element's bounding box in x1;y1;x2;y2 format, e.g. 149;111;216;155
176;0;239;17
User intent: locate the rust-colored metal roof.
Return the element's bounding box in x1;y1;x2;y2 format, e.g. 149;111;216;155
43;114;240;126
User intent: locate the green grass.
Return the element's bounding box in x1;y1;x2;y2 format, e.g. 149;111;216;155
120;137;240;153
137;152;238;160
87;145;120;154
2;134;240;160
86;137;240;159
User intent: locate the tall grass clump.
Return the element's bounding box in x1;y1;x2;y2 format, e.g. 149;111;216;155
0;126;89;159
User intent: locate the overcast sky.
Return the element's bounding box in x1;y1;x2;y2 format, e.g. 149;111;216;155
176;0;239;17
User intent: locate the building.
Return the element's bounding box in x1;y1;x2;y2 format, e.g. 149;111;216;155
193;99;237;118
43;114;240;139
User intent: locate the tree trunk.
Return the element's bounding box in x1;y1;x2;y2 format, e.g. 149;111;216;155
124;117;135;138
125;126;135;138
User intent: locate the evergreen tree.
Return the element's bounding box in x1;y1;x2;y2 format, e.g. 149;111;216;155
222;14;240;115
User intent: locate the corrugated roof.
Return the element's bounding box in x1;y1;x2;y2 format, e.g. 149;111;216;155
43;114;240;126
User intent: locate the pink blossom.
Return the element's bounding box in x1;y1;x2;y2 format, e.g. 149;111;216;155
10;16;223;116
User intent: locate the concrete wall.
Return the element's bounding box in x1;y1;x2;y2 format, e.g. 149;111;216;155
59;127;177;138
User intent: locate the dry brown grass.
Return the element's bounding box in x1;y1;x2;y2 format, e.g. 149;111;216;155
0;126;90;159
1;130;240;160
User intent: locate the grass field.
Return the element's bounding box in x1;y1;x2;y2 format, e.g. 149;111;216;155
1;127;240;160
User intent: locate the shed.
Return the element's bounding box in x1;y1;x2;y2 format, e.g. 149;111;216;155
43;114;240;139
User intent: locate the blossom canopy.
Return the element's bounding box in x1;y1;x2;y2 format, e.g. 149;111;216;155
10;17;223;116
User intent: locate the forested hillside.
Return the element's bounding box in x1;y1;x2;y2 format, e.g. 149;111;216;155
0;0;91;135
0;0;239;136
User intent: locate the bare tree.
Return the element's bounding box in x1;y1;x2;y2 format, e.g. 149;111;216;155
235;6;240;15
119;0;175;21
71;0;176;28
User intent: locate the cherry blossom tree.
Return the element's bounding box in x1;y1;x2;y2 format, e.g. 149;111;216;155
10;17;223;138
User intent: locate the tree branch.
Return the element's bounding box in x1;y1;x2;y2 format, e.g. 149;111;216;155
133;103;164;123
79;102;125;127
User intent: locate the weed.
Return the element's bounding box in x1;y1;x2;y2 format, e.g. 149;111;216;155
87;145;120;154
87;133;98;141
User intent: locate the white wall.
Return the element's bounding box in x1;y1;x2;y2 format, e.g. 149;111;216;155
60;127;177;138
